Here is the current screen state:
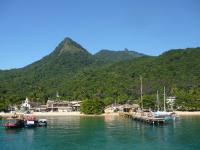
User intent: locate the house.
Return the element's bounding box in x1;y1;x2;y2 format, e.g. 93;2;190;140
46;100;72;112
21;97;31;111
70;101;81;111
104;104;121;113
34;105;47;112
166;96;176;110
104;103;139;113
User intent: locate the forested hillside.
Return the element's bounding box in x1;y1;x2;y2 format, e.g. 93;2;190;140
0;37;199;110
94;49;145;62
63;48;200;109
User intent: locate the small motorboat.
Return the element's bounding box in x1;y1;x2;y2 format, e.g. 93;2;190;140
38;119;47;127
3;118;25;129
24;115;38;128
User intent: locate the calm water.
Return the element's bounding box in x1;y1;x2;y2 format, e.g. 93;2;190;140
1;116;200;150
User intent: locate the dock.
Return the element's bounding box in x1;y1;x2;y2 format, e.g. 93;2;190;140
119;112;166;125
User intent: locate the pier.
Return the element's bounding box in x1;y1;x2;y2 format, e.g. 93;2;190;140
119;112;166;125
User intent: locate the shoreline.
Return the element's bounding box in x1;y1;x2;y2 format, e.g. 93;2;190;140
1;111;200;117
175;111;200;116
0;112;119;117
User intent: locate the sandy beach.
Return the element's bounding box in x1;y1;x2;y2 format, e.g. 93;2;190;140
175;111;200;116
0;111;119;117
1;111;200;118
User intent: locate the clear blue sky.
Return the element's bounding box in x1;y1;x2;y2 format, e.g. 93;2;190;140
0;0;200;69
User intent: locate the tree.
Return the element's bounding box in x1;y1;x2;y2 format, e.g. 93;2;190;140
80;99;105;114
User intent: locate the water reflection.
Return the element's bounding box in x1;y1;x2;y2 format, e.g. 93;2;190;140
4;128;22;134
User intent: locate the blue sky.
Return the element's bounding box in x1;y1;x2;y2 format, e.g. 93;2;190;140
0;0;200;69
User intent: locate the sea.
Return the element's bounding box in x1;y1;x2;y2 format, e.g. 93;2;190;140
0;115;200;150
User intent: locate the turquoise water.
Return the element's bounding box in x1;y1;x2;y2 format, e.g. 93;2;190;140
1;116;200;150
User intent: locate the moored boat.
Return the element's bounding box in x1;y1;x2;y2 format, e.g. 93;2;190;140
38;119;47;127
3;115;48;129
3;118;25;129
152;111;175;121
152;87;177;122
24;115;38;128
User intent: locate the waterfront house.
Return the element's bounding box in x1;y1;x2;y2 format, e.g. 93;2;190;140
34;105;47;112
166;96;176;110
70;101;81;111
119;104;139;112
46;100;70;112
104;104;121;113
21;97;31;111
104;104;139;113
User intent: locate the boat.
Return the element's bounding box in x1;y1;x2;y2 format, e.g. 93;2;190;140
24;116;48;127
152;87;177;122
3;118;25;129
24;115;38;128
3;115;48;129
38;119;47;127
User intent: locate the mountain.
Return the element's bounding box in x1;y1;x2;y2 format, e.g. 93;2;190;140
0;37;200;110
94;49;145;62
65;47;200;108
24;37;94;73
0;37;95;104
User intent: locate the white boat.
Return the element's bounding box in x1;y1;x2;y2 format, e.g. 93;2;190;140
153;87;177;122
38;119;47;127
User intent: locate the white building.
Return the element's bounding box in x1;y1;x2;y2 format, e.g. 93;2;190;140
21;97;31;111
166;96;176;110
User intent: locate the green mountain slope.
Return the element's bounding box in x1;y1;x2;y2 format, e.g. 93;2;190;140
0;38;95;105
94;49;145;62
62;48;200;107
0;37;199;110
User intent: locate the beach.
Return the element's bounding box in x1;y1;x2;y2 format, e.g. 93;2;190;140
175;111;200;116
1;111;200;118
0;111;119;117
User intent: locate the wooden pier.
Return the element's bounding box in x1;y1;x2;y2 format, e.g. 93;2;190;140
119;112;166;125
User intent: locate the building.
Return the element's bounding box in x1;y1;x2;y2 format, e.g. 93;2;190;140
104;103;139;113
46;100;81;112
46;100;69;112
34;105;47;112
21;97;31;111
69;101;81;111
166;96;176;110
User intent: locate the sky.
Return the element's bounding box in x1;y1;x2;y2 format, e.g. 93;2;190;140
0;0;200;69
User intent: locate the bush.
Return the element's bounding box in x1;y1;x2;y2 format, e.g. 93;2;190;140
80;99;105;114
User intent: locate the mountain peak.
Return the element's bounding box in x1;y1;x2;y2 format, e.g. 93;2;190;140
62;37;74;43
55;37;88;55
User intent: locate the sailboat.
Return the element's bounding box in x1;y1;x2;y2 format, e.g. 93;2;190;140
152;87;176;122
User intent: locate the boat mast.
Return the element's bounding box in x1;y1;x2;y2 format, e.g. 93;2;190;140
140;76;143;110
163;86;166;111
156;90;159;111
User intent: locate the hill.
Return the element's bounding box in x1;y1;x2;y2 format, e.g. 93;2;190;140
0;37;95;107
94;49;145;63
0;37;200;110
65;48;200;109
